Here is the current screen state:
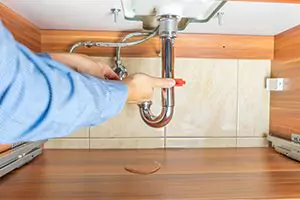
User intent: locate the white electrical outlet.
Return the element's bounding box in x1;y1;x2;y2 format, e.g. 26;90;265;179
266;78;284;91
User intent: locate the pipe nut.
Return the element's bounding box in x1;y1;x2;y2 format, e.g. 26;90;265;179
158;15;178;38
114;63;128;80
139;101;152;109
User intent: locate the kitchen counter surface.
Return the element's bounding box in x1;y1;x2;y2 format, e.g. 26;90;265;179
1;148;300;200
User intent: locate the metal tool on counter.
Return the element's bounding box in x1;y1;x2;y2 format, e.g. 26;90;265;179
0;141;45;178
268;134;300;162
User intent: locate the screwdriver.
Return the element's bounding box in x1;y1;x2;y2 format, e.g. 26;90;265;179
174;78;186;87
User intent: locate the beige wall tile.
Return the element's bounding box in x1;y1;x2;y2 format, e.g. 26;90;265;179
167;59;238;137
44;139;89;149
84;57;271;150
67;128;89;138
90;58;164;138
90;138;164;149
237;138;268;147
238;60;270;137
90;103;164;138
166;138;236;148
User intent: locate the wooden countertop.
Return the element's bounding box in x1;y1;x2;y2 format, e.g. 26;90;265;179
1;148;300;200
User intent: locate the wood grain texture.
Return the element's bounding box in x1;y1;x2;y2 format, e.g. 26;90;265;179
0;3;41;52
0;3;40;52
234;0;300;3
270;25;300;140
274;25;300;62
0;144;11;153
176;34;274;59
0;149;300;200
41;30;274;59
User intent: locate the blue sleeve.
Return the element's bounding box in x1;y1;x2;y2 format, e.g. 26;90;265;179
0;21;128;144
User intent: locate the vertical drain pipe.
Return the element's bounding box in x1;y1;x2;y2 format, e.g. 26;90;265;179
139;15;178;128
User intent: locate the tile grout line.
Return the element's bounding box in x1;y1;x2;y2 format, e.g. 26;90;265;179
164;126;167;148
236;60;240;148
57;136;267;139
88;127;91;149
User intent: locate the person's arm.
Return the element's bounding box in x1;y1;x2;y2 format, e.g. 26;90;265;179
48;53;120;80
0;21;128;143
0;21;175;144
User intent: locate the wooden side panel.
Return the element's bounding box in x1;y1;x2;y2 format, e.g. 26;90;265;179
0;144;11;153
41;30;274;59
270;25;300;140
274;25;300;62
0;3;41;52
176;34;274;59
234;0;300;3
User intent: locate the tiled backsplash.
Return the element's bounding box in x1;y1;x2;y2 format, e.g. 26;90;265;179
44;58;270;149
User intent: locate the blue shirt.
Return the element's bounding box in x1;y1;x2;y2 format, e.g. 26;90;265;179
0;21;128;144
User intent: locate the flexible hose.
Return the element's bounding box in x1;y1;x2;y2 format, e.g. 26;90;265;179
69;27;158;53
116;32;149;63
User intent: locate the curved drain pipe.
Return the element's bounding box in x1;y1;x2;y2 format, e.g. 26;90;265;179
138;15;178;128
69;15;178;128
138;32;176;128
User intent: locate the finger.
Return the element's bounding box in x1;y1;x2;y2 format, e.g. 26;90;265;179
151;77;176;88
105;74;120;80
100;63;119;80
105;69;120;80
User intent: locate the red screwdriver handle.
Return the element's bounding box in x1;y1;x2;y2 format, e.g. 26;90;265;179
174;78;186;87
